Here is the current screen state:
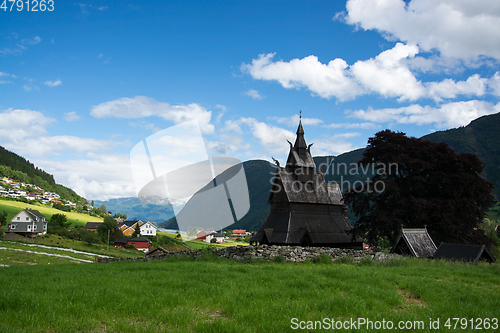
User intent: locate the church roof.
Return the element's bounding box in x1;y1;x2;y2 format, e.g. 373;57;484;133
286;120;315;169
390;228;437;258
433;243;496;263
271;168;343;205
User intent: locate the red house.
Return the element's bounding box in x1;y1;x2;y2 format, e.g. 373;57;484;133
114;237;152;252
232;230;246;239
196;230;208;240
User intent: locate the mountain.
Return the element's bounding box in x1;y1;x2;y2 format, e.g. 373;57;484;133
422;113;500;199
160;159;276;231
0;146;86;204
93;197;175;223
163;112;500;231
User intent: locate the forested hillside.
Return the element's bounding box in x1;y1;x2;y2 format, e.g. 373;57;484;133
0;146;86;203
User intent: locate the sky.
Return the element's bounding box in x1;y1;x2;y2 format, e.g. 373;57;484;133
1;0;500;201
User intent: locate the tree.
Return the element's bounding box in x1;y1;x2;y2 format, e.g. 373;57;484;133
132;223;141;237
344;130;496;246
50;213;70;227
0;210;8;227
97;215;123;243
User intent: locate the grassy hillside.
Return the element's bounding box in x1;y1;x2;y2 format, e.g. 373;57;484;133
0;257;498;332
0;199;102;227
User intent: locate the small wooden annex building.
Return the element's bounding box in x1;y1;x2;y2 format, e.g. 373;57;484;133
249;120;363;249
146;246;169;257
433;243;496;263
390;227;437;258
85;222;102;232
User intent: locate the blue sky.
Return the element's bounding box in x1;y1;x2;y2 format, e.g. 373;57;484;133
1;0;500;201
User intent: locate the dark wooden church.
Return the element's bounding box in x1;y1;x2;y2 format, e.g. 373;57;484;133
249;120;364;249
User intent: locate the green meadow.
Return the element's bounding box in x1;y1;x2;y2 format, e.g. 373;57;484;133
0;255;499;333
0;198;103;227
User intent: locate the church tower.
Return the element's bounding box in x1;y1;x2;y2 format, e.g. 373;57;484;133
249;120;363;248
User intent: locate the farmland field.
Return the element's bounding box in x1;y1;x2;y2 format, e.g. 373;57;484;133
0;255;499;332
0;198;103;226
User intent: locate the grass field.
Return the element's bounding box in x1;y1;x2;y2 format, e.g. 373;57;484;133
0;198;103;227
0;255;498;332
0;233;143;261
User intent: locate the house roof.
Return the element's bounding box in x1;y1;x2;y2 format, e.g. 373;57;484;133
85;222;102;229
24;208;46;221
232;229;246;233
146;246;169;256
209;232;224;237
121;220;141;228
433;243;496;263
390;227;437;258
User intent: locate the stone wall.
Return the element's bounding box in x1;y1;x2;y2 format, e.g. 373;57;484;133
96;244;399;264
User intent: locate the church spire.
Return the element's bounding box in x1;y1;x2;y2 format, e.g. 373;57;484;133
294;118;307;151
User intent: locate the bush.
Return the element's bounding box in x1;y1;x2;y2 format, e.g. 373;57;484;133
273;255;285;263
312;253;332;264
124;244;136;250
358;256;375;266
335;256;354;265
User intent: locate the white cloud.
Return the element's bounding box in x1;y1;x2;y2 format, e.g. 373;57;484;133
44;79;62;87
7;136;118;157
312;135;360;156
90;96;214;134
64;111;80;122
0;109;54;142
270;114;323;127
242;89;264;100
35;154;137;201
426;74;487;102
0;80;13;84
343;0;500;61
349;100;500;128
350;43;425;101
488;72;500;96
324;122;381;130
21;36;41;45
0;72;17;79
241;53;362;101
242;44;427;101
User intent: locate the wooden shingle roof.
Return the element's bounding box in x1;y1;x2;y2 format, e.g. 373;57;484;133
433;243;496;263
390;227;437;258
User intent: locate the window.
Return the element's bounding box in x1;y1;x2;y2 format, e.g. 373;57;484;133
34;225;37;230
43;225;46;230
17;217;20;220
11;224;15;230
26;217;29;221
27;225;31;231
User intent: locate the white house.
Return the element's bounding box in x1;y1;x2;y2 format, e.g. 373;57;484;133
140;221;157;236
205;232;225;243
7;208;47;237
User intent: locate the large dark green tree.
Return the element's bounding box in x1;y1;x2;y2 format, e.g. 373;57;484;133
97;215;123;242
344;130;496;246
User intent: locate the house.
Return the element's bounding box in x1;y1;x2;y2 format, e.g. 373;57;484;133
232;230;246;239
85;222;102;232
196;230;208;240
146;246;169;257
206;232;224;243
433;243;496;263
140;221;157;236
118;220;143;236
7;208;47;237
390;227;437;258
114;237;152;252
249;120;364;249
